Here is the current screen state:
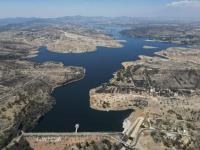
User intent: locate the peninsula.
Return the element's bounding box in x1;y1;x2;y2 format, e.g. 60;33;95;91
0;17;122;149
1;17;200;150
90;47;200;149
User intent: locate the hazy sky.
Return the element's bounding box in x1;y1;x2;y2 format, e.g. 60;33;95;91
0;0;200;19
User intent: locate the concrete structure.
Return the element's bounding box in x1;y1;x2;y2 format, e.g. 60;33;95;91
75;124;79;133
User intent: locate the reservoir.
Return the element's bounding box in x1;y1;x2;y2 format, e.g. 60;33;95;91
31;27;179;132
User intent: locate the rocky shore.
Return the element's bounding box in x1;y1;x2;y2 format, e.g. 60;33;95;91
121;24;200;47
0;23;122;55
0;17;125;149
0;26;86;149
90;47;200;149
0;60;85;148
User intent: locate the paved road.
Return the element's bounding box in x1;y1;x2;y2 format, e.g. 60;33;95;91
125;117;144;136
130;117;144;139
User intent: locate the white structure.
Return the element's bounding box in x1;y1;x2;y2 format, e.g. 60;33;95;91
75;124;79;133
122;120;131;134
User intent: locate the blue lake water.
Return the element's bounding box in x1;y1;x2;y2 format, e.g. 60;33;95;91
31;30;179;132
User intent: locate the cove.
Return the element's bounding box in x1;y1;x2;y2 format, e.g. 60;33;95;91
31;28;179;132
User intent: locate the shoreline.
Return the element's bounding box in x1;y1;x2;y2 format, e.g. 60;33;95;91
50;68;86;93
0;58;86;149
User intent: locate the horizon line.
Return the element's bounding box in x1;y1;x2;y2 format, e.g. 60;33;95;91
0;15;200;21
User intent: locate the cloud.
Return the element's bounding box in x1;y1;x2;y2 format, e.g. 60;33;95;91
162;0;200;19
167;0;200;7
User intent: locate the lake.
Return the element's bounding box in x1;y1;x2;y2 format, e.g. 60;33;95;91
31;28;179;132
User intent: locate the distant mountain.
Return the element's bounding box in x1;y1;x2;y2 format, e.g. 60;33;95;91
0;16;199;29
0;17;39;26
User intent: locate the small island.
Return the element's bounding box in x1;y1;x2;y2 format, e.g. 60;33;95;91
143;45;158;49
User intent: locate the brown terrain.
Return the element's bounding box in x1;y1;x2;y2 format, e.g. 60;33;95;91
0;17;124;149
121;23;200;47
90;47;200;149
1;17;200;150
22;133;121;150
0;24;122;54
0;57;85;149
